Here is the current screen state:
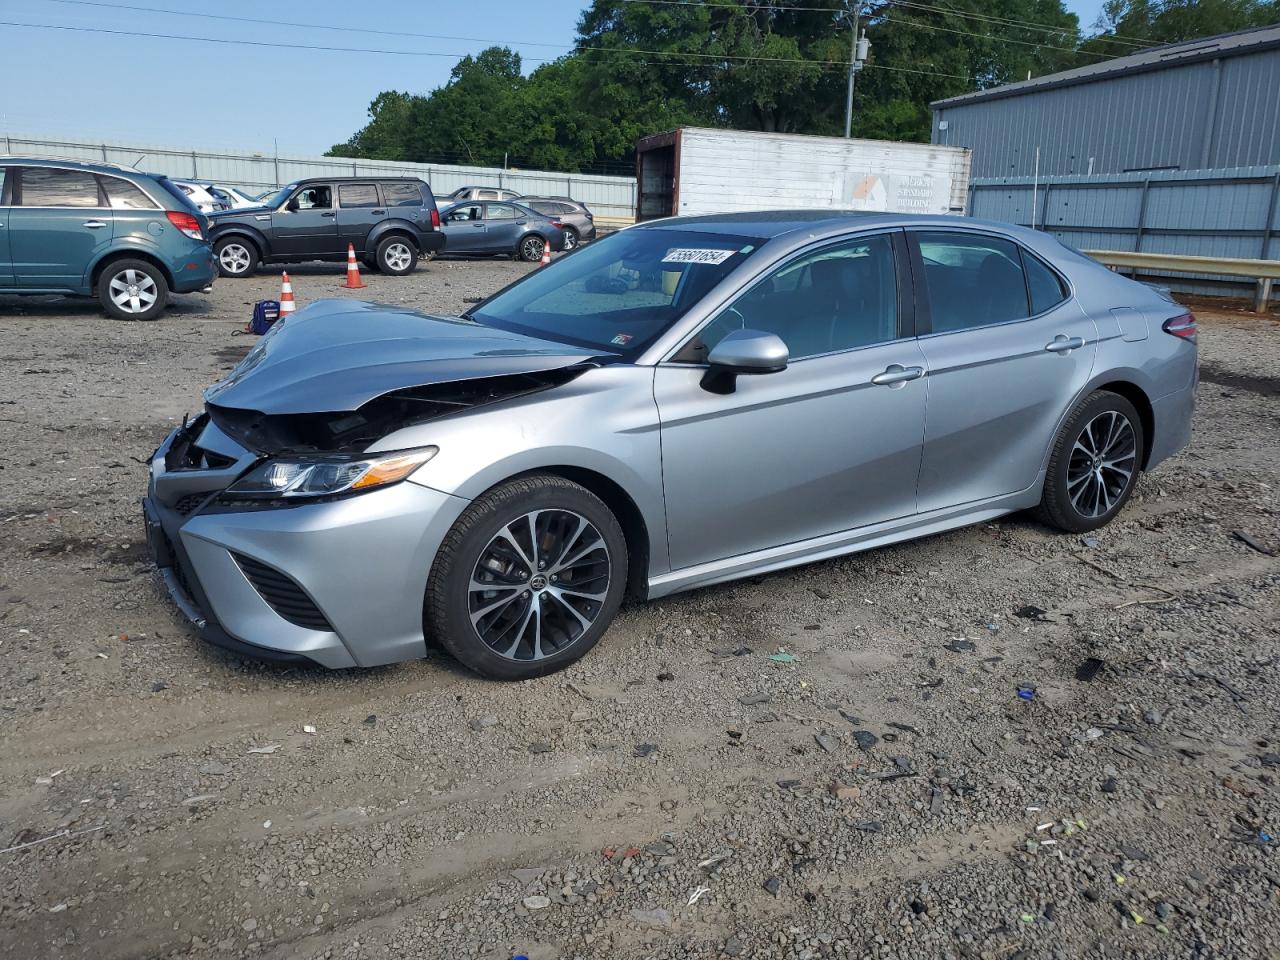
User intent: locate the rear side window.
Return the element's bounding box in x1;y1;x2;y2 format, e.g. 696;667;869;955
339;183;379;208
915;232;1029;333
527;201;558;215
1023;250;1069;314
101;175;158;210
20;167;101;207
478;190;499;200
382;182;423;207
486;204;517;220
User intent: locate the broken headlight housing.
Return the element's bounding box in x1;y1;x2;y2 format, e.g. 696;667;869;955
224;447;438;500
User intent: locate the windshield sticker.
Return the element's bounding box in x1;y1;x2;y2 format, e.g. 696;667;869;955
662;248;737;265
610;333;633;346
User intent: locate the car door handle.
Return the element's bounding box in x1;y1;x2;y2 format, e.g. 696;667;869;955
371;209;385;215
1045;335;1085;353
320;211;335;218
82;220;108;229
871;364;925;386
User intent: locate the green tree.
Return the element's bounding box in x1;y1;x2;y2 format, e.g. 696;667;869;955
1084;0;1279;55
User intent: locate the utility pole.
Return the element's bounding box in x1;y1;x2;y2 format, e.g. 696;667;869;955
844;3;870;138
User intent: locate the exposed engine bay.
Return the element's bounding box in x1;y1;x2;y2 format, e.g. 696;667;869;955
207;366;589;455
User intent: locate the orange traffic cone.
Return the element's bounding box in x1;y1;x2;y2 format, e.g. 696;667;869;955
343;243;366;289
279;272;296;318
540;240;552;267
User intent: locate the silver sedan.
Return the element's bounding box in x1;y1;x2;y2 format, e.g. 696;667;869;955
144;211;1197;679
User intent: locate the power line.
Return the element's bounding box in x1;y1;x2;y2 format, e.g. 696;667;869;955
880;12;1119;59
619;0;1160;49
0;18;972;80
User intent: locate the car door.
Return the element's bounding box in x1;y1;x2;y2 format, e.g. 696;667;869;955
908;229;1098;513
654;231;929;570
7;165;113;289
0;166;13;285
481;202;522;253
442;203;485;252
334;182;382;254
272;184;338;257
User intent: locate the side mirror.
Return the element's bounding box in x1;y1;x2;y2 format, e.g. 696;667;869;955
700;329;788;394
285;198;299;212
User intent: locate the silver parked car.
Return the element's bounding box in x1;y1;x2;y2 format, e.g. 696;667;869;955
144;212;1197;679
518;196;596;249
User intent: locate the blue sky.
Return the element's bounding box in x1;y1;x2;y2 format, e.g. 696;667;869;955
0;0;1107;155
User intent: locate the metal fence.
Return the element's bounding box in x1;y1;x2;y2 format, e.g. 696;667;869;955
1;132;638;220
969;165;1280;302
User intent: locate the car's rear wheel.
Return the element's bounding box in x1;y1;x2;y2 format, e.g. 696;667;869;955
377;235;417;276
426;474;628;680
214;238;258;278
561;227;579;251
1037;390;1144;533
518;234;546;262
98;259;169;321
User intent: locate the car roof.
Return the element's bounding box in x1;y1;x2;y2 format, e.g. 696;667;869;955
631;210;1043;243
290;176;425;184
0;155;146;176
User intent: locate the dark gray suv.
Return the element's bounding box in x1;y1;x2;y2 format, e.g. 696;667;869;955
208;177;445;278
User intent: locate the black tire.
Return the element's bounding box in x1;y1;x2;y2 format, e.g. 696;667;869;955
561;227;579;251
1037;390;1145;533
214;237;259;278
426;474;628;681
518;234;547;262
376;235;418;276
98;258;169;321
361;256;379;274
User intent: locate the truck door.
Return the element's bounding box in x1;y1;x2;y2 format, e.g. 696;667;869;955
335;182;383;255
272;184;339;258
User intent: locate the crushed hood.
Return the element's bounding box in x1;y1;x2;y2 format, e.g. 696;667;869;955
205;299;605;415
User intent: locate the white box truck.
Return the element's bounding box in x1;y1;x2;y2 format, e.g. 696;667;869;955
635;127;971;221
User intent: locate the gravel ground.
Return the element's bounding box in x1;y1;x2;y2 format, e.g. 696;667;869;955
0;261;1277;960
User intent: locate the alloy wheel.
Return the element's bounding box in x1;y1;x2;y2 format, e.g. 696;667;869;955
107;268;159;315
468;509;611;662
218;242;252;275
1066;410;1137;518
522;236;544;261
562;230;578;251
384;242;413;272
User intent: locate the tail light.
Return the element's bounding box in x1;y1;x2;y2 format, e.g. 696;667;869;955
166;210;203;240
429;207;441;229
550;220;564;228
1163;312;1198;343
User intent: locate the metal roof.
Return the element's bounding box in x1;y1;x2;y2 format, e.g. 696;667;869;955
932;23;1280;109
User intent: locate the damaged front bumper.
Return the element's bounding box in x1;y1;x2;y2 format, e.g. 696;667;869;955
144;416;469;669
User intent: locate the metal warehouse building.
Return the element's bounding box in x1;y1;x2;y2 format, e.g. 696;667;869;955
929;25;1280;306
931;25;1280;179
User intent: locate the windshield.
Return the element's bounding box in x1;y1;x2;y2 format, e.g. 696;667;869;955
259;183;296;208
469;228;764;356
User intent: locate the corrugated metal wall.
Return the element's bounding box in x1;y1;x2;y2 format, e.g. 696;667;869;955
969;166;1280;299
0;132;638;219
933;49;1280;179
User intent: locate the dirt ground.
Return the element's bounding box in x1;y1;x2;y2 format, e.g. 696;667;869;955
0;261;1277;960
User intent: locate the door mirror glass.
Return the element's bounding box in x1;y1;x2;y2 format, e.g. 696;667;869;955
702;328;788;394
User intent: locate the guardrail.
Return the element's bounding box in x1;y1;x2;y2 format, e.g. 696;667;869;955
1084;249;1280;312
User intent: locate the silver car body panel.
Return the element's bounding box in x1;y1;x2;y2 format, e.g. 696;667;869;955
146;212;1196;667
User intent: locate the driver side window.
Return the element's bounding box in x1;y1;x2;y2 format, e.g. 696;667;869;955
697;233;899;361
291;185;332;210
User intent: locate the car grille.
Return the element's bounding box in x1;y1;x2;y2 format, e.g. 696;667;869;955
173;493;209;516
233;554;334;632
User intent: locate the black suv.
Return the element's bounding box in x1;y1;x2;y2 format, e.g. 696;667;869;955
208;177;444;278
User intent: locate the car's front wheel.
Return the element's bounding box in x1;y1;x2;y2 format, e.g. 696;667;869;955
426;474;628;680
98;259;169;321
214;238;259;278
377;235;418;276
1037;390;1144;533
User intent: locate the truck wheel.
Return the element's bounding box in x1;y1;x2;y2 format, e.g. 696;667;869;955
377;235;417;276
214;238;259;278
99;259;169;321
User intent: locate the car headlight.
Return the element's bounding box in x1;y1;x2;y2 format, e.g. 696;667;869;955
225;447;438;500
